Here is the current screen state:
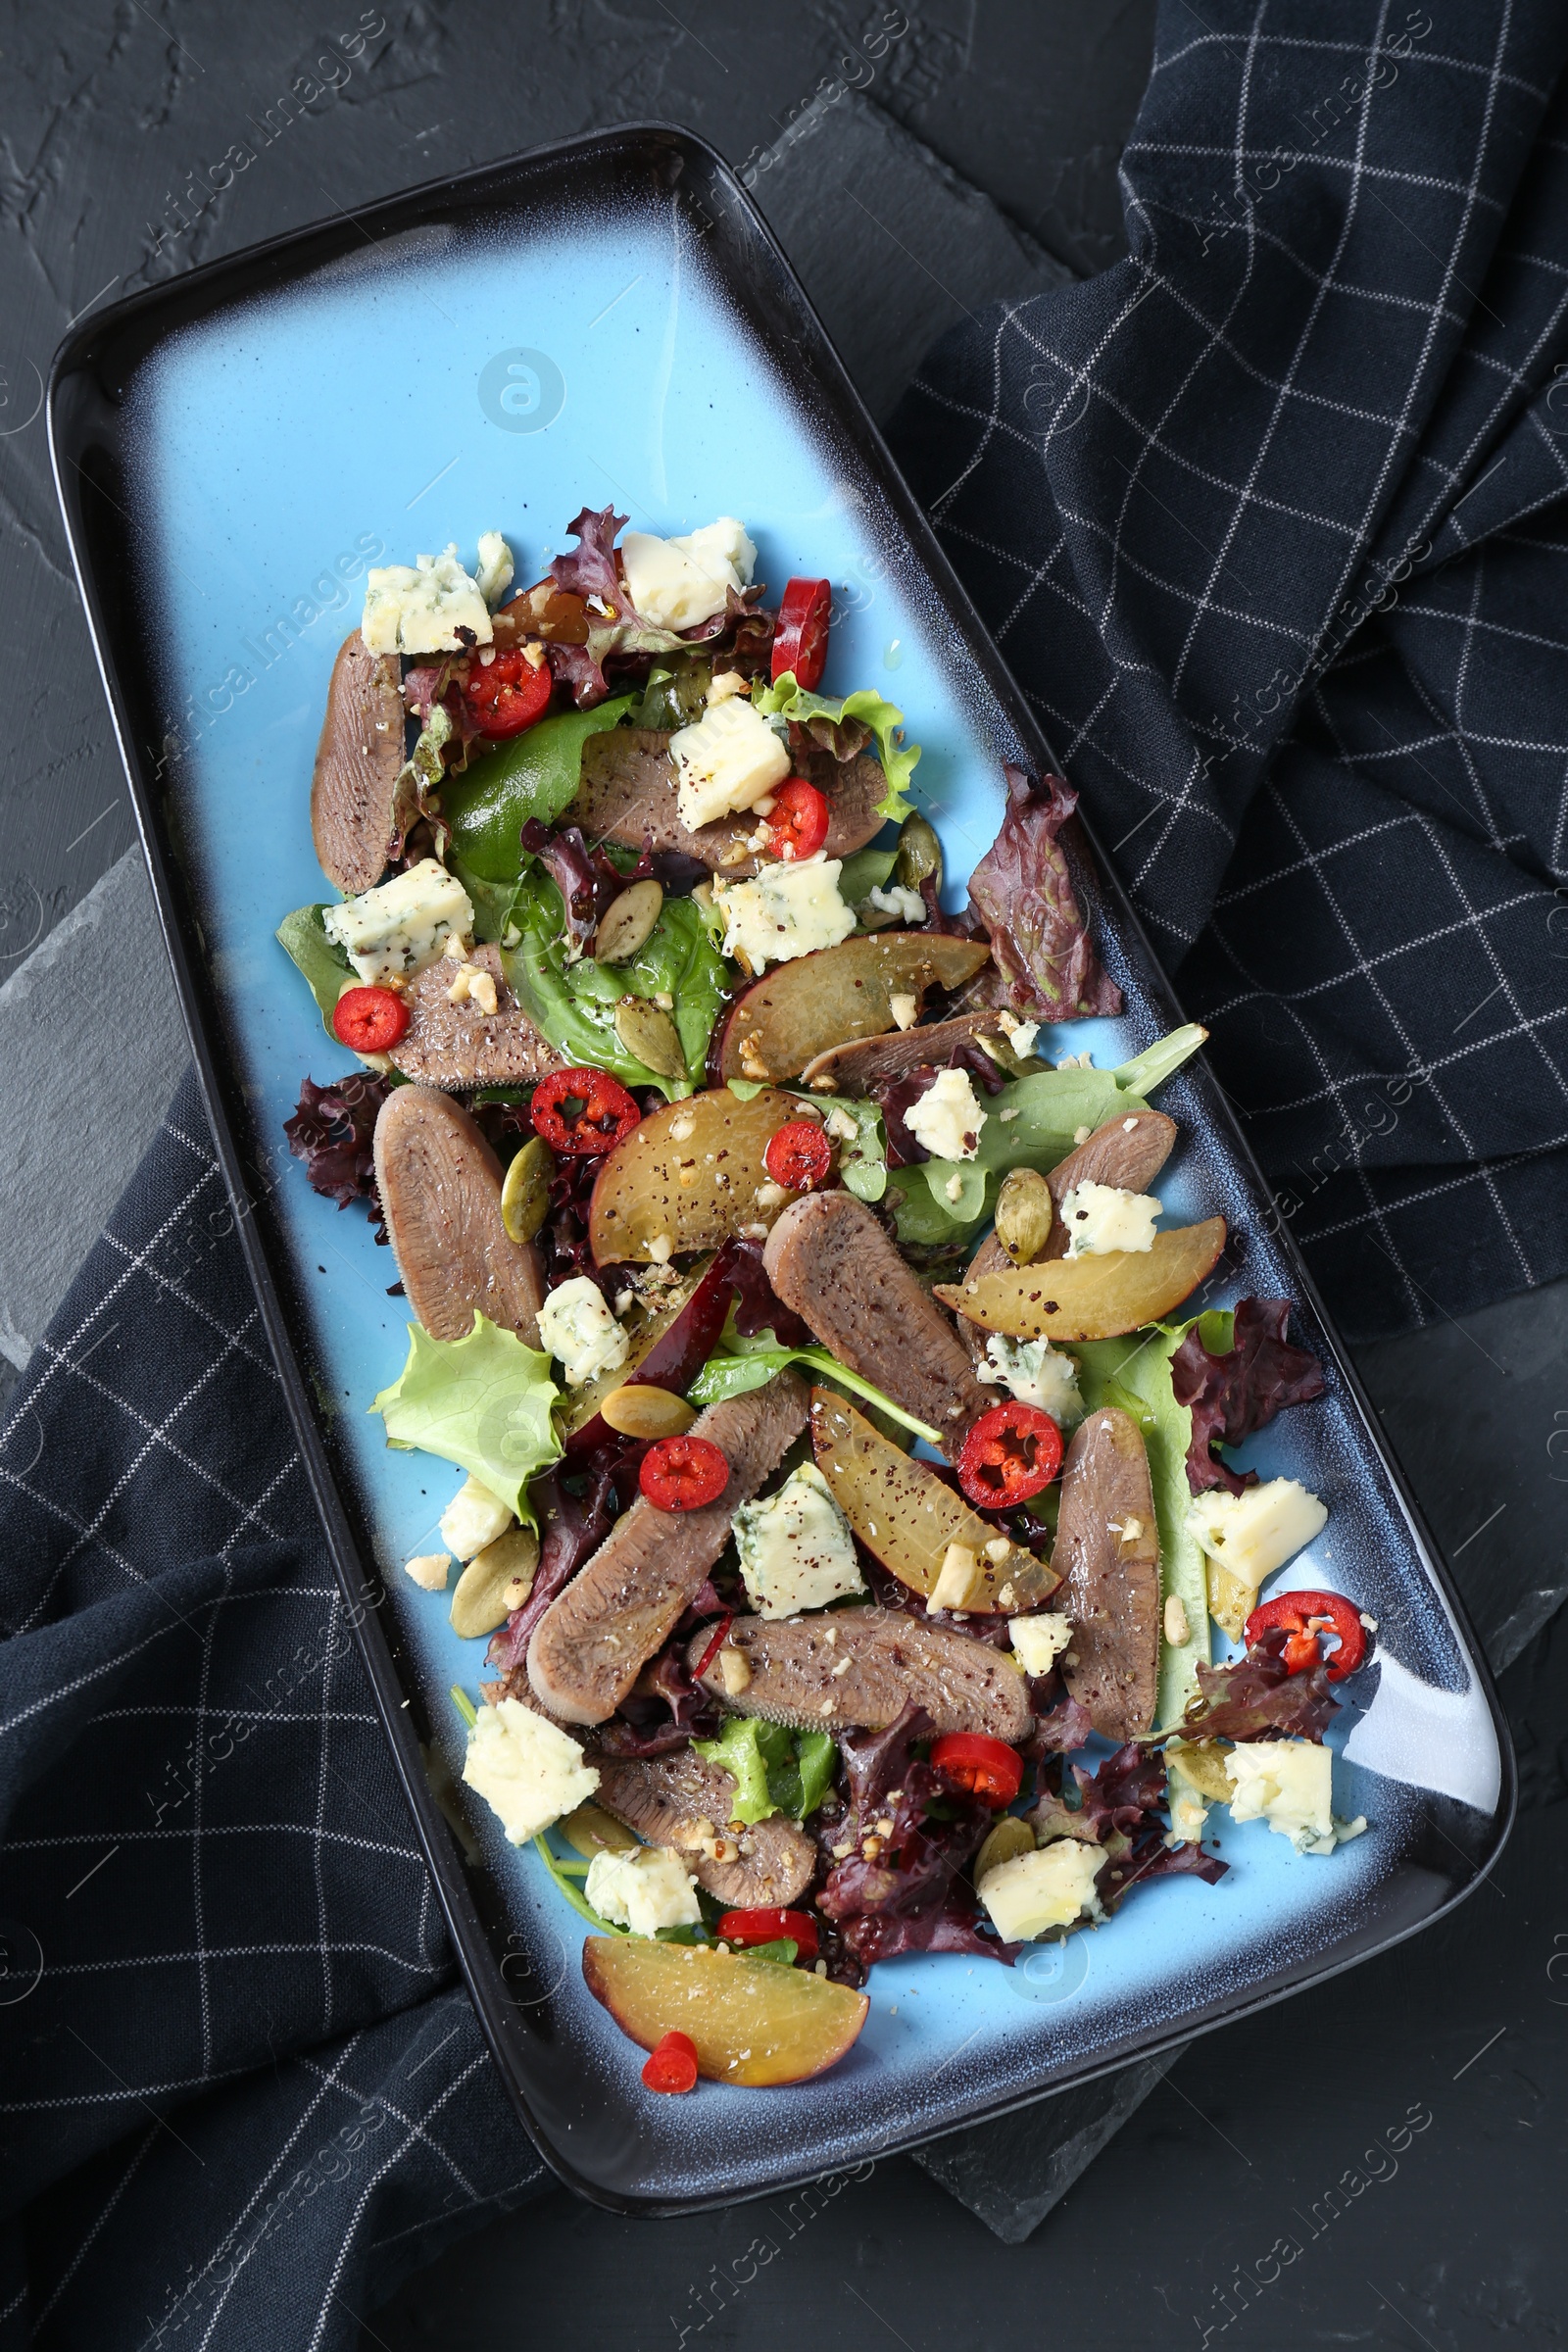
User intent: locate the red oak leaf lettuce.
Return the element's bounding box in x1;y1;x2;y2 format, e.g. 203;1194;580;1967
1171;1298;1327;1496
966;765;1122;1018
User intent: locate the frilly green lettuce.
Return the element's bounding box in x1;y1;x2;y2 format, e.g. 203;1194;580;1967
371;1313;561;1525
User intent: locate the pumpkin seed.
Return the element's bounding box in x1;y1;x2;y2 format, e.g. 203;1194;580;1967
558;1801;639;1859
500;1134;555;1245
601;1383;699;1440
595;878;663;965
448;1524;540;1640
973;1816;1035;1885
613;995;688;1082
994;1165;1054;1264
895;810;943;894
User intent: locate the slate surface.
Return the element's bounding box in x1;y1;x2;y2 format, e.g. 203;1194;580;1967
0;2;1561;2340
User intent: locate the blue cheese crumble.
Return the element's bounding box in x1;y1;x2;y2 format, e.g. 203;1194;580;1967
734;1463;864;1618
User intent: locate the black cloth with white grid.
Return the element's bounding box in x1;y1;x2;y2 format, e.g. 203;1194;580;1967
0;1071;547;2349
888;0;1568;1340
7;10;1568;2342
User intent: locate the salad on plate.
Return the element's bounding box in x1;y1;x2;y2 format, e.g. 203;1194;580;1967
278;506;1372;2096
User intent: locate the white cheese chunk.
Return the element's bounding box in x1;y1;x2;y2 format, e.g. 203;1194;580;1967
536;1276;629;1389
905;1066;987;1163
1059;1180;1161;1258
735;1463;864;1619
1008;1611;1074;1678
474;529;514;608
867;882;927;924
620;515;757;630
714;853;856;970
584;1844;703;1936
362;544;493;655
670;696;791;829
1187;1478;1329;1593
978;1839;1102;1940
462;1698;598;1844
1009;1018;1041;1058
438;1474;514;1563
977;1335;1084;1425
403;1551;452;1592
322;858;474;987
1224;1739;1362;1855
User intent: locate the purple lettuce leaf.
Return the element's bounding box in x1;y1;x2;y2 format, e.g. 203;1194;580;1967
283;1074;390;1228
966;765;1122;1018
1186;1624;1340;1742
595;1637;722;1757
487;1460;620;1678
1170;1298;1328;1496
546;507;690;707
1097;1828;1228;1913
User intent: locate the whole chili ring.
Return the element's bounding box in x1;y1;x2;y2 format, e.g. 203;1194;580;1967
528;1066;641;1155
1245;1589;1368;1681
955;1401;1063;1510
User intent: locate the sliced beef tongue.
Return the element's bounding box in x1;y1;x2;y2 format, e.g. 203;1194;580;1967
589;1746;815;1908
388;945;567;1089
956;1106;1177;1363
689;1608;1032;1741
574;726;887;877
763;1192;991;1453
525;1370;809;1725
372;1085;546;1347
1054;1406;1161;1742
311;630;405;894
799;1012;1000;1097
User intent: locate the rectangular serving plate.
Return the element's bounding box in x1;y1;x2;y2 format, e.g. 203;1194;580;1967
50;124;1511;2213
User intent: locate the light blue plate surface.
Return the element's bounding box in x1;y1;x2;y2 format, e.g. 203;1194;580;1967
59;141;1505;2205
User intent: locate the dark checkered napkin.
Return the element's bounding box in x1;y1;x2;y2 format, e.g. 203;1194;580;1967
0;1072;546;2348
889;0;1568;1338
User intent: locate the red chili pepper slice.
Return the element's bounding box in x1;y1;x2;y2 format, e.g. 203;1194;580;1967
770;575;832;691
765;776;830;862
528;1067;641;1155
716;1908;820;1963
930;1732;1024;1809
955;1402;1063;1509
763;1116;833;1191
641;2030;699;2094
331;985;409;1054
639;1435;730;1513
692;1611;734;1681
1245;1589;1368;1681
460;645;553;739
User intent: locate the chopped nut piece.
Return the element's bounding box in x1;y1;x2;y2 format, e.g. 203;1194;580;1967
467;967;498;1016
717;1645;753;1695
889;991;918;1030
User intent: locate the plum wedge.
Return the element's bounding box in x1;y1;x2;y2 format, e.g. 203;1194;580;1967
717;933;990;1085
583;1936;869;2087
936;1217;1225;1343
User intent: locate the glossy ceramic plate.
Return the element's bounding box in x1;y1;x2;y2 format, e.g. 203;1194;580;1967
50;125;1512;2212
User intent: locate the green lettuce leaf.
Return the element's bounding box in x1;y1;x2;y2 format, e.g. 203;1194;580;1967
755;673;920;825
500;868;727;1102
686;1343;942;1446
835;846;900;907
1072;1325;1210;1730
830;1098;889;1202
276;902;353;1036
884;1024;1207;1248
371;1313;561;1524
693;1717;838;1825
443;696;637;883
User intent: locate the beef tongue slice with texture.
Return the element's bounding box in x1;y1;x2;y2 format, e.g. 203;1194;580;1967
763;1192;991;1451
590;1747;815;1906
1054;1406;1160;1741
574;727;886;877
691;1608;1031;1741
526;1369;809;1724
373;1084;546;1347
388;944;566;1089
311;631;405;895
957;1108;1176;1363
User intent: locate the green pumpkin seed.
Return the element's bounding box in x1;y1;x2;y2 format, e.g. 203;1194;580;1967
559;1801;639;1859
595;878;663;965
448;1524;540;1640
601;1383;700;1440
895;811;943;894
500;1134;555;1245
613;995;688;1082
994;1165;1054;1264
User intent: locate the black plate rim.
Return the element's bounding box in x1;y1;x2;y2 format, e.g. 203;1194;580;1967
47;118;1515;2216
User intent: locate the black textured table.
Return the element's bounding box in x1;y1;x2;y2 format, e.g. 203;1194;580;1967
1;7;1562;2345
